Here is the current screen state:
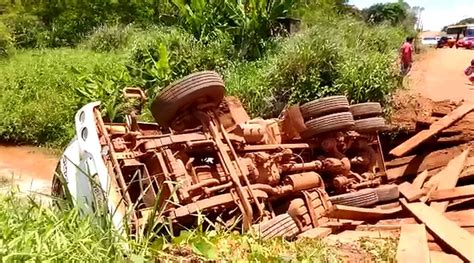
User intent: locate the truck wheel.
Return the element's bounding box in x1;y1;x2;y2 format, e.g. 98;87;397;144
254;213;300;240
151;71;225;128
302;112;355;138
375;185;399;202
354;117;387;133
300;96;350;120
350;102;382;119
329;188;379;207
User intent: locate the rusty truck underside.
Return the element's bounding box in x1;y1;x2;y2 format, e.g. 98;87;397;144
54;71;396;239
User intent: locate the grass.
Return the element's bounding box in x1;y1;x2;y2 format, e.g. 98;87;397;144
0;190;334;262
0;189;399;262
0;48;128;147
359;237;398;262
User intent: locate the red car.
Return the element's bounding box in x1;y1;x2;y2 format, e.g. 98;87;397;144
456;37;474;49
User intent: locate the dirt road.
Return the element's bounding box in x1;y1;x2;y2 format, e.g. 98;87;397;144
409;48;474;102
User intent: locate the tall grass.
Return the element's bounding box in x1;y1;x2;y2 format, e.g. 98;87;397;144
0;190;343;261
224;16;404;118
0;22;13;57
0;49;128;147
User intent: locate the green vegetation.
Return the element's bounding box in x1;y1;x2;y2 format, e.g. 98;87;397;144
0;191;340;261
0;0;415;148
0;49;128;146
361;1;418;29
0;191;400;261
359;237;398;262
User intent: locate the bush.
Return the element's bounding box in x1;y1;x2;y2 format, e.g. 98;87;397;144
0;13;50;48
81;24;136;52
225;28;342;118
335;51;401;104
0;22;13;57
225;18;404;118
126;27;235;97
0;49;127;147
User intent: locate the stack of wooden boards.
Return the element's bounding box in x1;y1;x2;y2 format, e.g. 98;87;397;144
299;101;474;262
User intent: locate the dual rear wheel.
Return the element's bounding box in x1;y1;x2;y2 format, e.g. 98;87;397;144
300;98;387;138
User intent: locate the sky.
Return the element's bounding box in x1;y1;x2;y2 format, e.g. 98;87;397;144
349;0;473;31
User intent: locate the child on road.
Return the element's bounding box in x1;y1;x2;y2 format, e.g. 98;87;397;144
465;59;474;85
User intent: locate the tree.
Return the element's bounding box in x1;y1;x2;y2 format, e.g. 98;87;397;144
362;1;417;30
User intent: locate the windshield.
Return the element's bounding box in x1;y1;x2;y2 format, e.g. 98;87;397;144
467;28;474;37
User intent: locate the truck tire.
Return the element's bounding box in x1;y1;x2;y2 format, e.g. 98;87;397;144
302;112;355;138
300;96;350;120
350;102;382;119
374;185;399;202
328;185;399;207
254;213;300;240
329;188;379;207
151;71;225;128
354;117;387;133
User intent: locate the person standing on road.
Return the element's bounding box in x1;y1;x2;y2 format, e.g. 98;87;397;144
400;37;414;75
465;59;474;85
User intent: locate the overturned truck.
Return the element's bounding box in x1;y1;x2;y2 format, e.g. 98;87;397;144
52;71;398;239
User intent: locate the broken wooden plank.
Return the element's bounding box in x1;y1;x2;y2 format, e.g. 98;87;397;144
448;197;474;212
385;144;474;180
429;185;474;202
429;149;470;212
428;241;443;252
367;216;469;231
375;210;474;228
412;170;429;189
389;103;474;157
400;200;474;262
396;224;430;263
298;227;332;239
327;205;402;222
398;182;424;201
460;165;474;181
374;201;400;210
421;149;470;203
429;251;463;263
443;210;474;227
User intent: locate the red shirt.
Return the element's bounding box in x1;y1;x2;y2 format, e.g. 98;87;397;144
400;42;413;64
